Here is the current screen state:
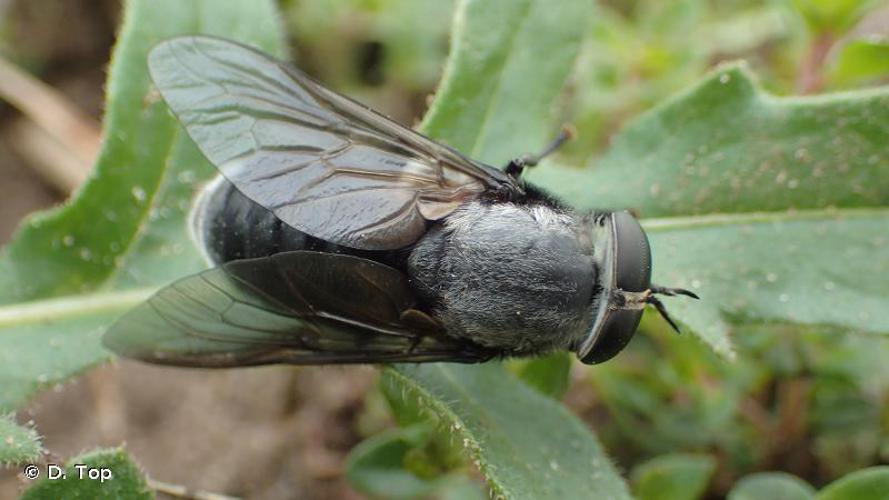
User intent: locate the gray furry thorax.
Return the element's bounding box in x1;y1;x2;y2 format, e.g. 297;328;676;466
408;201;598;355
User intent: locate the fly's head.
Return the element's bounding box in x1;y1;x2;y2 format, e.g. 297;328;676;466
575;210;699;364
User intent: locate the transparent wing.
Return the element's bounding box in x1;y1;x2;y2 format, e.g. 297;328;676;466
103;252;494;367
148;35;518;250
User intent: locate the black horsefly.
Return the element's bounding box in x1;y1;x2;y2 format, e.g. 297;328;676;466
103;36;698;367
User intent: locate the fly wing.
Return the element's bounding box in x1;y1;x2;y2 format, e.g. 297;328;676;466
148;35;518;250
103;252;494;367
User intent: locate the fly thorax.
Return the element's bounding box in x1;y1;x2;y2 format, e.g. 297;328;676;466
408;201;596;354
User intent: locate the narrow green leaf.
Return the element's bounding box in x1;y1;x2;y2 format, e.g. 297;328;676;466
0;414;42;464
0;0;284;411
20;448;152;500
728;472;816;500
420;0;591;165
529;65;889;356
816;466;889;500
0;0;283;303
631;453;716;500
384;364;632;499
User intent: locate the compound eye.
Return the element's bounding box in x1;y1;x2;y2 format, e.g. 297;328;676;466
579;309;644;364
612;210;652;293
579;211;652;365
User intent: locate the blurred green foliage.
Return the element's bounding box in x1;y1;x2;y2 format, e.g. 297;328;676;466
282;0;455;125
283;0;888;163
592;321;889;482
631;453;717;500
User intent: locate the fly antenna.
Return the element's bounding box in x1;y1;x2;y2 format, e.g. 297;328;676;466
505;124;575;178
646;284;700;333
650;285;700;300
647;295;682;333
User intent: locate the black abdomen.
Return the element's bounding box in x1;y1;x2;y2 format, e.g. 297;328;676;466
192;177;403;267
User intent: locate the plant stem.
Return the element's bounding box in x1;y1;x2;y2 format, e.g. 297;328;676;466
797;33;834;94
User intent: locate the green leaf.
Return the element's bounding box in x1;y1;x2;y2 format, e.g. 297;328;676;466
346;425;441;500
728;472;816;500
529;64;889;356
816;466;889;500
437;477;487;500
20;448;152;500
0;414;42;464
0;0;284;412
646;208;888;357
790;0;873;34
532;64;888;216
346;425;484;500
420;0;590;165
513;352;573;399
828;38;889;88
384;364;631;499
379;381;468;477
631;453;716;500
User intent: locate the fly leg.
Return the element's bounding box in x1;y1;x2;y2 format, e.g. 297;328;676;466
505;125;575;179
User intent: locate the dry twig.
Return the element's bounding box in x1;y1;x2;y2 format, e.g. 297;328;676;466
0;54;100;192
